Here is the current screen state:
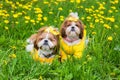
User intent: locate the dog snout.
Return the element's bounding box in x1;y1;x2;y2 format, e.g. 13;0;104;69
71;26;75;31
44;40;48;43
44;40;48;45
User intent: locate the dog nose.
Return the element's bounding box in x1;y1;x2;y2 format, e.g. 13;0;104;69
71;26;75;31
44;40;48;43
72;26;74;29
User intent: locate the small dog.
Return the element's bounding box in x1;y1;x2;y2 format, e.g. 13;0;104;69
60;12;86;61
26;26;59;63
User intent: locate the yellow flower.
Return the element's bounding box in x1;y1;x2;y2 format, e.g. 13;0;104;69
34;8;43;13
108;10;113;13
81;17;85;20
5;26;9;30
76;0;80;3
9;53;16;59
86;16;91;20
108;36;113;41
37;17;42;21
111;6;116;10
69;10;73;12
25;21;29;23
70;0;74;3
48;11;53;14
43;1;49;4
95;19;99;23
90;23;94;28
39;75;43;80
13;14;19;18
40;22;44;25
92;32;96;35
43;17;47;21
30;19;35;23
24;16;30;20
4;20;9;24
58;7;63;11
103;24;111;29
10;46;16;49
60;16;64;21
114;25;118;28
15;21;18;24
38;14;42;17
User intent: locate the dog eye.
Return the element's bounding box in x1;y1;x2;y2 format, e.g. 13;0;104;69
39;38;43;40
66;24;70;26
76;24;79;26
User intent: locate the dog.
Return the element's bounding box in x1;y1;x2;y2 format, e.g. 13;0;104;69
60;12;86;61
26;26;59;63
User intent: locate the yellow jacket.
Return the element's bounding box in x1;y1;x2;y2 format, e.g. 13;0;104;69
60;30;86;61
31;49;54;63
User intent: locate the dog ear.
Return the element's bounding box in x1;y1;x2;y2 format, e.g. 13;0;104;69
78;20;84;39
37;27;47;34
60;20;67;38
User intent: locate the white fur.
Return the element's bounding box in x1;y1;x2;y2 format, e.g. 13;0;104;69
66;22;80;39
37;38;54;49
38;49;53;58
69;12;79;19
26;44;34;52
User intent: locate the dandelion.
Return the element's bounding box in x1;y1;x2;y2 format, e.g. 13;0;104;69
95;19;99;23
37;17;42;21
76;0;80;3
70;0;74;3
25;21;29;23
5;26;9;30
69;10;72;12
86;16;91;20
104;24;111;29
108;10;113;13
43;17;47;21
48;11;53;14
58;7;63;11
43;1;49;4
92;32;96;35
13;14;19;18
24;16;30;20
4;20;9;24
15;21;18;24
81;17;85;20
108;36;113;41
10;46;16;50
9;53;16;59
60;16;64;21
90;23;94;28
40;22;44;25
39;75;43;80
38;14;42;18
114;25;118;28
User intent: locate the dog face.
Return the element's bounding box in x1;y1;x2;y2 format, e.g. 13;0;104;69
26;27;59;58
34;27;59;57
61;19;84;39
36;32;58;51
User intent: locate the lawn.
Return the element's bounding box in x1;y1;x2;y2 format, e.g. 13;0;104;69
0;0;120;79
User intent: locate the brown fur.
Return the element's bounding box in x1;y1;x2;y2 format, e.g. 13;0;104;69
60;19;84;39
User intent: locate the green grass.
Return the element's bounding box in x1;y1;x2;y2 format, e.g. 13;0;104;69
0;0;120;79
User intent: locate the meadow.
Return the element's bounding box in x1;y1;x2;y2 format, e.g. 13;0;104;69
0;0;120;79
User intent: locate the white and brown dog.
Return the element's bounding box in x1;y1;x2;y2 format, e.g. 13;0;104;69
26;26;59;63
60;12;86;61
